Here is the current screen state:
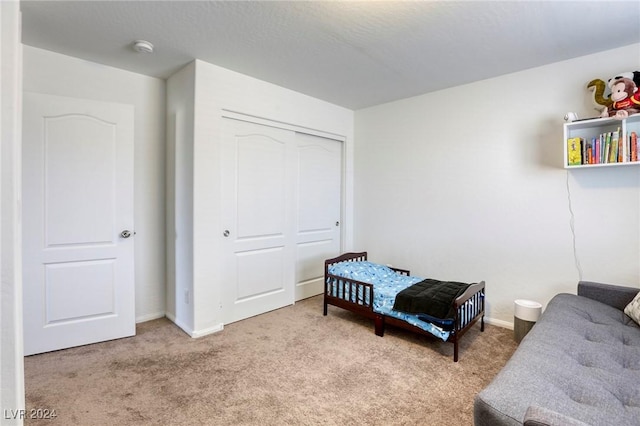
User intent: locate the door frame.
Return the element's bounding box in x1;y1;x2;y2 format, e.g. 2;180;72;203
1;0;25;415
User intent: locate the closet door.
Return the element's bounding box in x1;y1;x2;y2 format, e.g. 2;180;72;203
295;133;342;301
220;119;296;324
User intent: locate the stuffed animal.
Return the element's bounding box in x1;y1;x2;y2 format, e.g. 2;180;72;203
587;78;613;110
608;71;640;89
588;70;640;113
600;76;640;118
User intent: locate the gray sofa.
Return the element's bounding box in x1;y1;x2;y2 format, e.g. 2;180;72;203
474;281;640;426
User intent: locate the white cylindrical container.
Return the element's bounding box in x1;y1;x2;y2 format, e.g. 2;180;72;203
514;299;542;343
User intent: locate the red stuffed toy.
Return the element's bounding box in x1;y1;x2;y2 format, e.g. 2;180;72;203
600;76;640;118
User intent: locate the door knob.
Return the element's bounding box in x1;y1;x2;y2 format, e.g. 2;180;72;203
223;230;230;237
120;230;132;238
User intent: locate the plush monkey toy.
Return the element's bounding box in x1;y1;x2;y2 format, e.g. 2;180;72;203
600;77;640;118
588;71;640;113
608;71;640;89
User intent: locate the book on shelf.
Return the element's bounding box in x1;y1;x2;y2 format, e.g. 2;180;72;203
566;128;640;166
617;129;623;163
566;116;640;166
567;137;582;165
609;131;618;163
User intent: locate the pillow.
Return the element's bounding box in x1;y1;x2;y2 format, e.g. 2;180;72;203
624;291;640;326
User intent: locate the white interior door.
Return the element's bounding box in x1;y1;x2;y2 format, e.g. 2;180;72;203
23;92;135;356
295;133;342;301
221;118;296;324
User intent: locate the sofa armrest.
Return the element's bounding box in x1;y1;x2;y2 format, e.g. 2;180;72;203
524;406;590;426
577;281;639;311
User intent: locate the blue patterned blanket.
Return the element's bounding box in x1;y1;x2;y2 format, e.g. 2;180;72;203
327;261;451;341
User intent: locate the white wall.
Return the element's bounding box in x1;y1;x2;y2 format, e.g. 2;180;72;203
22;46;167;322
165;62;195;332
1;1;25;423
354;44;640;326
167;59;354;336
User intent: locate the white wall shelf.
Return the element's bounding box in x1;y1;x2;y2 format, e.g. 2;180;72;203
564;114;640;169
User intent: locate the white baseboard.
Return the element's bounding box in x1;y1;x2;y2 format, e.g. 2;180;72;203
165;312;224;338
190;323;224;338
135;312;166;323
164;312;191;336
485;317;514;330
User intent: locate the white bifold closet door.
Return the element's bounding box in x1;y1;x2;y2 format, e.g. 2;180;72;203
220;118;342;324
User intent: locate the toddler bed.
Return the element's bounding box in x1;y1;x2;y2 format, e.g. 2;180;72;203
323;252;485;362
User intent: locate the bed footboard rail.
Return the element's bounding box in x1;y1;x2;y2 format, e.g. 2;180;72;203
323;274;376;318
453;281;485;330
450;281;485;361
324;252;367;267
323;252;377;318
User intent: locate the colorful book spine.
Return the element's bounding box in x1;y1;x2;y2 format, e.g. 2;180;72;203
609;131;619;163
616;129;622;162
567;137;582;166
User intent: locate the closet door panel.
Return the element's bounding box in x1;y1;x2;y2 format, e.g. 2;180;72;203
295;133;342;301
236;135;286;238
221;119;295;324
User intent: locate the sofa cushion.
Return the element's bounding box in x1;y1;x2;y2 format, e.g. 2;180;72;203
474;293;640;426
624;291;640;326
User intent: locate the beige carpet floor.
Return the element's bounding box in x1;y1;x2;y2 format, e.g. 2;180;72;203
24;295;517;426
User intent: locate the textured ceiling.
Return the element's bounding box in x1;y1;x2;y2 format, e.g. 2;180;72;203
20;1;640;110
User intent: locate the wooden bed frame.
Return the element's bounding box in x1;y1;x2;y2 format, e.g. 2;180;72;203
323;252;485;362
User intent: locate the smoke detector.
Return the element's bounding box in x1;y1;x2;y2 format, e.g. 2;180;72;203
132;40;154;54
